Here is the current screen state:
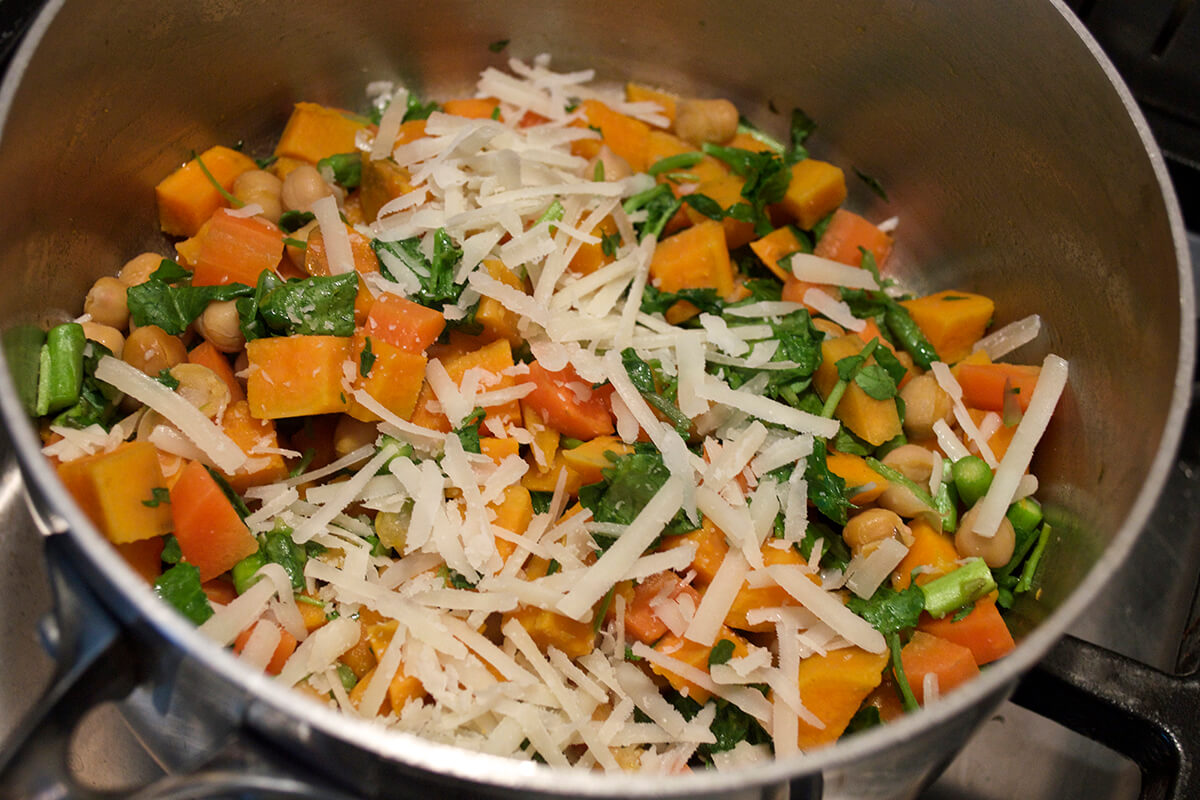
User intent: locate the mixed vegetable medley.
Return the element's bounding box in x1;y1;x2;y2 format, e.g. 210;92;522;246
33;55;1067;771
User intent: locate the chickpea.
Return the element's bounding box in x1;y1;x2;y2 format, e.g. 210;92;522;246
811;318;845;339
281;165;335;213
169;363;231;418
83;276;130;330
117;252;164;287
587;144;632;182
843;508;911;554
876;444;935;518
195;300;245;353
286;219;317;270
374;508;411;553
122;325;186;376
675;98;739;147
900;373;954;440
80;322;124;358
234;169;283;224
956;502;1017;567
334;414;378;458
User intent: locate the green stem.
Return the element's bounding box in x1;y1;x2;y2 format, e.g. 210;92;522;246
36;323;86;415
1016;523;1052;593
919;558;996;619
884;306;939;369
192;150;244;208
887;631;919;712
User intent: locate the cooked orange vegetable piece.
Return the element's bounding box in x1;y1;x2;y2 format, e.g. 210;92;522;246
625;83;678;127
245;335;353;419
750;225;805;283
201;578;238;606
789;646;889;750
777;159;846;230
360;157;419;222
490;484;534;562
441;97;502;119
274;102;370;164
521;402;560;474
684;174;756;249
891;518;961;590
189;209;284;287
410;339;522;433
57;441;173;544
813;208;893;268
303;224;380;325
644;130;727;185
660;517;730;587
650;627;749;704
346;332;427;423
572;100;652;172
218;400;290;492
900;631;979;705
504;605;596;658
814;335;903;446
649;219;735;297
919;597;1015;666
725;543;812;632
900;290;995;365
155;145;257;237
520;450;585;495
560;436;634;486
480;436;521;464
364;292;446;354
234;622;299;675
827;451;888;505
116;537;165;584
568;216;620;276
475;259;525;346
965;408;1019;462
522;361;616;441
170;460;259;582
188;341;244;402
957;362;1041;413
624;572;703;645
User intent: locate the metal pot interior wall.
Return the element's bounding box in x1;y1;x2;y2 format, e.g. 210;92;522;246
0;0;1189;797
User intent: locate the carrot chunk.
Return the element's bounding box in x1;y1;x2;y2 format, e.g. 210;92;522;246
522;361;616;440
900;631;980;705
957;362;1042;413
170;460;258;582
919;597;1016;666
189;209;284;287
813;208;893;268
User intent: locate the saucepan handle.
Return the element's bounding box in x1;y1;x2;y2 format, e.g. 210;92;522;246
0;533;360;800
1012;634;1200;800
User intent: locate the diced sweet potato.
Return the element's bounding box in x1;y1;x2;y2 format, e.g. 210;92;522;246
900;290;995;365
814;335;903;447
649;220;735;298
777;159;846;230
58;441;173;544
346;332;427;423
274;102;370;164
156;146;257;237
245;335;353;419
789;646;889;750
219;399;290;492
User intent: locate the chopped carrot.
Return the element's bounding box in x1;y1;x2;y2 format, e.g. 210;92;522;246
750;225;805;283
649;219;735;298
57;441;173;545
522;361;616;440
441;97;501;120
624;571;703;645
189;209;284;287
480;436;521;465
364;292;446;354
813;208;893;268
155;145;257;237
900;631;979;705
919;597;1016;666
274;102;370;164
188;340;244;402
234;621;299;675
725;543;814;632
957;362;1042;413
966;408;1019;462
170;460;259;582
245;335;353;419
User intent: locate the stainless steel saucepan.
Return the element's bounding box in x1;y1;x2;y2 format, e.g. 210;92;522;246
0;1;1192;798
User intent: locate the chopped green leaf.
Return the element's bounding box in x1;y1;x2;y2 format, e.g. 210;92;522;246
251;272;359;337
278;210;315;234
855;364;898;400
708;639;736;666
845;583;925;634
701;143;791;236
640;285;725;317
263;524;308;590
622;183;682;241
403;93;439;123
336;662;358;691
359;336;376;377
289;447;316;479
844;705;882;736
317;152;362;189
853;166;889;202
578;449;693;550
529;490;554;515
154;563;214;625
647;152;704;176
127;274;254;336
437;565;477;590
600;230;621;258
160;534;182;564
155;368;180;390
254;154;278;170
785;107;817;165
453;407;487;455
681;192;725;220
887;631;919;712
805;439;854;526
488;38;510;53
592;160;604;181
371;228;465;310
142;487;171;508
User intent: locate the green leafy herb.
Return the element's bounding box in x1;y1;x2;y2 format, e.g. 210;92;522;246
846;583;925;634
785;107;817;164
289;447;316;479
624;645;643;662
160;534;182;564
453;407;487;455
594;585;617;632
640;285;725;317
600;230;621;258
403;92;439;123
154;563;214;624
336;662;358;692
488;38;510;53
855;363;898;400
796;521;851;571
261;524;308;590
142;487;171;508
203;465;251;520
680;192;726;220
844;705;882;736
622;183;682;241
620;348;690;436
708;639;736;666
359;336;376;377
804;439;854;525
282;236;307;249
256;272;358;337
437;565;477;590
127;263;255;335
371;228;465;310
278;210;315;233
317;152;362;189
536;199;564;226
530;490;554;515
545;559;561;576
853;166;889;202
831;426;872;457
577;449;693;550
666;691;770;765
701;143;791;236
155;368;180;390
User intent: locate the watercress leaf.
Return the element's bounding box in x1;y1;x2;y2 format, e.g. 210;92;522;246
805;439;854;526
620;348;657;394
708;639;736;667
317;152;362;189
640;285;725;317
845;583;925;634
872;344;908;385
154;563;213;625
785;107;817;165
257;273;358;336
263;524;307;591
453;407;487;455
160;534;182;564
127;278;254;335
855;364;898;400
681;193;725;220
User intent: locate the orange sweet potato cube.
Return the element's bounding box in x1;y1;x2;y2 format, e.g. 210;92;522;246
504;605;596;659
155;145;257;237
346;332;427;423
777;159;846;230
245;335;352;419
218;400;290;492
475;259;526;346
58;441;173;544
409;339;521;433
274;102;370;164
790;647;889;750
649;220;735;298
650;627;749;705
